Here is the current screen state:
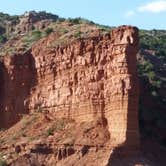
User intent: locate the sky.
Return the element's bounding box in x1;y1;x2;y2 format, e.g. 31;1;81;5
0;0;166;30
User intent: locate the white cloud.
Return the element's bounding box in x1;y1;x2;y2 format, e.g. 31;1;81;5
124;10;135;18
138;0;166;13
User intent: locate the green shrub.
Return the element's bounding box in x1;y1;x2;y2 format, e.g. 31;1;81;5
147;71;156;82
60;28;69;34
74;31;81;38
0;35;6;43
143;61;154;72
45;28;53;35
46;119;65;136
22;30;43;47
31;30;42;40
68;18;81;24
67;17;95;25
47;128;54;136
151;80;162;88
0;157;7;166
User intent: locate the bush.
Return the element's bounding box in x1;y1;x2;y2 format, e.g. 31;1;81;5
45;28;53;35
147;71;156;82
46;119;65;136
31;30;42;40
68;18;81;24
74;31;81;38
60;28;69;34
47;128;54;136
143;61;154;72
0;35;6;43
67;17;94;25
23;30;42;47
0;157;7;166
151;80;162;88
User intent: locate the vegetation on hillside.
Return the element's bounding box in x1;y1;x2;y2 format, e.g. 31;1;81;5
138;30;166;147
0;12;19;43
140;29;166;60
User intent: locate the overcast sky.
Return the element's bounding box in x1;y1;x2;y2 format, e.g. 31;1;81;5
0;0;166;30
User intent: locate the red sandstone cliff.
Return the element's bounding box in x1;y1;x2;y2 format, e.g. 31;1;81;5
0;26;142;165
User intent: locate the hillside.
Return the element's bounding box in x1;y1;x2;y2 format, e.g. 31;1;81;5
138;30;166;148
0;11;166;166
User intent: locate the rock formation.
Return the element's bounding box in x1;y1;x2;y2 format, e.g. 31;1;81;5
0;25;139;150
15;11;58;33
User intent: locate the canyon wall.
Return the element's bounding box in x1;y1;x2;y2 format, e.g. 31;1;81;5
0;26;139;148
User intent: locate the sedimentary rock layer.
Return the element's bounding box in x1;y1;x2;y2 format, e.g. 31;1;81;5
0;25;139;148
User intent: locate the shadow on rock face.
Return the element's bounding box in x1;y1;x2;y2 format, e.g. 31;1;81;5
0;50;37;128
107;147;155;166
106;71;156;166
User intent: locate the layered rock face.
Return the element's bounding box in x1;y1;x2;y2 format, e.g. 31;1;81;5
0;26;139;148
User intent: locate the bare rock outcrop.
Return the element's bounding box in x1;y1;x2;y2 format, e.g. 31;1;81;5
0;26;139;150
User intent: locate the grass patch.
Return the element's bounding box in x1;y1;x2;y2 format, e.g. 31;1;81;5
46;119;66;136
